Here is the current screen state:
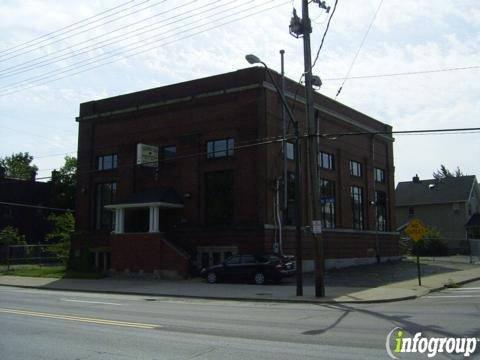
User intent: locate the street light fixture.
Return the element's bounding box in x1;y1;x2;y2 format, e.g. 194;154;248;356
245;54;304;296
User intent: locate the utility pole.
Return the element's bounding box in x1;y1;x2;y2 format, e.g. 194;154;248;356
290;0;328;297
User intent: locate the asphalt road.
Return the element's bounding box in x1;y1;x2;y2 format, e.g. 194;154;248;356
1;281;479;360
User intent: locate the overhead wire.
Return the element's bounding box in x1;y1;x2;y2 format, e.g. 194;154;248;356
0;0;221;79
0;0;138;57
26;126;480;178
0;0;289;97
0;0;163;62
335;0;384;99
310;0;338;70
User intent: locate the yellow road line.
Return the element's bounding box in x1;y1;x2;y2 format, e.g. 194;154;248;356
0;308;160;329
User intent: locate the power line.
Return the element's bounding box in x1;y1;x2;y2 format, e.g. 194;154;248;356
0;0;236;79
0;201;73;213
335;0;384;99
324;65;480;82
29;126;480;177
0;0;137;56
311;0;338;70
0;1;288;96
0;0;161;62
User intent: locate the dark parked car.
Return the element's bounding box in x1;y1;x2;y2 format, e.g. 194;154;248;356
200;254;296;285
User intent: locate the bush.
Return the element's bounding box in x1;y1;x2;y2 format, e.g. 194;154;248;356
410;227;448;256
0;226;27;246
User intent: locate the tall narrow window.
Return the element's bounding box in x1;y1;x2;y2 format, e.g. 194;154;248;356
374;168;385;183
320;179;335;229
286;171;296;225
350;186;363;230
206;138;234;159
97;154;117;171
205;171;234;225
349;160;362;177
163;145;176;160
319;152;334;170
286;142;294;160
95;182;117;230
375;191;387;231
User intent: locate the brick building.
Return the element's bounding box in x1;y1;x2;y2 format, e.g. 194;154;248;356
73;67;399;277
0;172;53;245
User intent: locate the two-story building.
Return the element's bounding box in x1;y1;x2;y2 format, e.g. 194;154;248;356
72;67;399;277
396;174;480;253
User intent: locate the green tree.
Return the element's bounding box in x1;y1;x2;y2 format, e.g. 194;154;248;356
45;213;74;265
0;152;38;180
410;226;448;256
51;156;77;210
0;226;27;246
433;164;465;180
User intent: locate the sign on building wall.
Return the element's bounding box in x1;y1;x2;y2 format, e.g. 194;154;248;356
136;143;158;167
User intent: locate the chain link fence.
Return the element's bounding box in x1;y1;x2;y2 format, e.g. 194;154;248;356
0;244;65;271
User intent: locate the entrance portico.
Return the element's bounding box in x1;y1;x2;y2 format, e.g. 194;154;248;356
104;187;184;234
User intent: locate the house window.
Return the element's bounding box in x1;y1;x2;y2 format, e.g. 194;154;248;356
408;207;415;218
206;138;234;159
374;168;385;183
97;154;117;171
163;145;176;160
286;171;296;225
349;160;362;177
350;186;363;230
286;142;294;160
320;179;335;229
319;152;334;170
95;182;116;230
375;191;387;231
205;170;233;225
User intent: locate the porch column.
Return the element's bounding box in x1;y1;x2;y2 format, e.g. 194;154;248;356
114;208;125;233
149;206;160;233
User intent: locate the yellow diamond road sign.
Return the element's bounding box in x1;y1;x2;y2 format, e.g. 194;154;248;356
405;218;427;242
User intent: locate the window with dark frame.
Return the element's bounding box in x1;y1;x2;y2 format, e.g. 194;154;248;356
286;171;296;225
349;160;362;177
95;182;117;230
375;191;387;231
408;207;415;218
286;142;294;160
350;185;364;230
204;170;234;225
163;145;176;160
374;167;385;183
319;152;334;170
96;154;117;171
206;138;234;159
320;179;336;229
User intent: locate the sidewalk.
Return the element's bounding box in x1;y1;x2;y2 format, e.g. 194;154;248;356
1;258;479;303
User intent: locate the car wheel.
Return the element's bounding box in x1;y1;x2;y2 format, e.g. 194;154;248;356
206;272;217;284
254;272;265;285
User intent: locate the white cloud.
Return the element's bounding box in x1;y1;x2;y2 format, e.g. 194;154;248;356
0;0;478;184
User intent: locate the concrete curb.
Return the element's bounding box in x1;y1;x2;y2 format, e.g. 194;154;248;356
1;274;479;305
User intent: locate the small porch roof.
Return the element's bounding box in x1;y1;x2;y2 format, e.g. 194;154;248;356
465;213;480;228
105;187;184;210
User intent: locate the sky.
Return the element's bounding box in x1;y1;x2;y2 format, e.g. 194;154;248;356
0;0;478;184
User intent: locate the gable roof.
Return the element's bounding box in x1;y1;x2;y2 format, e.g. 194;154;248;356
395;175;477;206
106;187;184;209
465;213;480;228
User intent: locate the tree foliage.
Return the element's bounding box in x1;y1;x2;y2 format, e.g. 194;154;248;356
0;226;27;246
432;164;465;180
51;156;77;209
45;212;75;265
0;152;38;180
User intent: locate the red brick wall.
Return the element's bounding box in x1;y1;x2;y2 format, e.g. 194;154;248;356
110;233;188;276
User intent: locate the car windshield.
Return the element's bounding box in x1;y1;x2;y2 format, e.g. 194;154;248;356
224;256;241;265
